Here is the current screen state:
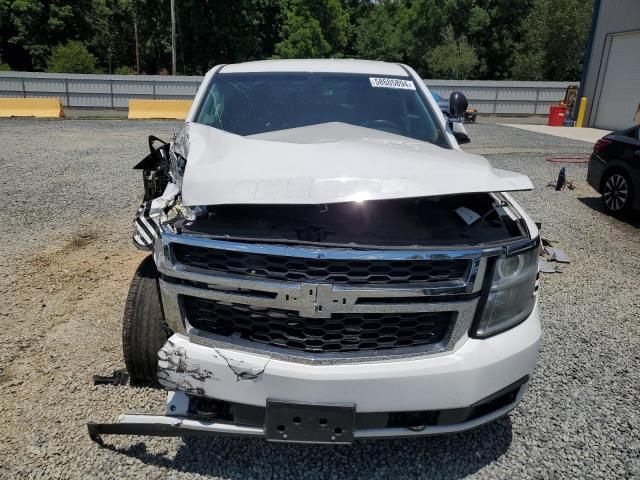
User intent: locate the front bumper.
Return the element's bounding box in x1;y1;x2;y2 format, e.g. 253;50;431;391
89;304;540;444
158;304;540;411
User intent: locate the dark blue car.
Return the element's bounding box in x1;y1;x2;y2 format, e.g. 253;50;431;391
432;92;476;123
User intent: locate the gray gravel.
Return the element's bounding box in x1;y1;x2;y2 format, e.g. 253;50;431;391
0;118;639;479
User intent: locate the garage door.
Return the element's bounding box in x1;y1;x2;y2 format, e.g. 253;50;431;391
593;31;640;130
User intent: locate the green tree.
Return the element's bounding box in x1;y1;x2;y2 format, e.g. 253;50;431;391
340;0;374;55
426;25;479;79
47;40;97;73
275;0;349;58
275;12;331;58
174;0;284;74
0;0;93;70
512;0;593;80
114;65;135;74
88;0;136;73
475;0;533;79
306;0;349;52
355;0;413;63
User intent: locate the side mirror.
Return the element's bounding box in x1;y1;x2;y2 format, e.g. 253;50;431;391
449;91;468;118
451;121;471;144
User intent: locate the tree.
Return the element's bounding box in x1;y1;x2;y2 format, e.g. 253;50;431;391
47;40;97;73
114;65;135;74
355;0;413;63
87;0;136;74
0;0;93;70
512;0;593;80
275;12;331;58
473;0;533;79
274;0;349;58
426;25;479;79
174;0;284;74
0;0;593;80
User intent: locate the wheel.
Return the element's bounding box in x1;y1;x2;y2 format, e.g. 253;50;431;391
601;170;633;215
122;255;172;386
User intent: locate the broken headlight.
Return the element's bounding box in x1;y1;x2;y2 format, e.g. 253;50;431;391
472;247;538;338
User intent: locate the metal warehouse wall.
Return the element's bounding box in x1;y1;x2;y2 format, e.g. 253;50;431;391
0;72;202;109
580;0;640;127
425;79;575;115
0;71;575;115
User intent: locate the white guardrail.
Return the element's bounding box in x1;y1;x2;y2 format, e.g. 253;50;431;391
0;71;576;115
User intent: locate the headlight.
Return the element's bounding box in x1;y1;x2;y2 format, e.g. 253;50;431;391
472;246;538;338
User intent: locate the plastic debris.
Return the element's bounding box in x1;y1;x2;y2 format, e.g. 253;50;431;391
538;236;569;273
539;258;564;273
455;206;481;225
555;167;566;191
93;370;130;386
544;246;570;263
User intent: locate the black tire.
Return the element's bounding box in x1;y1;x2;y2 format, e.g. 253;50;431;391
601;169;634;215
122;255;172;386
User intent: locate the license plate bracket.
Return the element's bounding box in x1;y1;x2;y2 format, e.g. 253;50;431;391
265;400;356;444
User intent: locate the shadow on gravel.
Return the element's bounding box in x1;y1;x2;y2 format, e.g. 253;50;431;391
578;197;640;229
106;416;513;479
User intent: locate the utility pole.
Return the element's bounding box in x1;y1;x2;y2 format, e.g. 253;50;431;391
134;19;140;74
171;0;177;75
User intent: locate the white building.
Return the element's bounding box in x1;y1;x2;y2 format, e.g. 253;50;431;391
579;0;640;130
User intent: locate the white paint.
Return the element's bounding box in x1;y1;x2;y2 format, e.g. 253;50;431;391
181;122;532;206
593;31;640;130
157;306;540;412
219;59;409;76
500;123;611;144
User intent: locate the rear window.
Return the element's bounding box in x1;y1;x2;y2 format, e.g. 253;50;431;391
194;72;449;148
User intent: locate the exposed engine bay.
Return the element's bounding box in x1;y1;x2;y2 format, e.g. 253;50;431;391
178;195;527;248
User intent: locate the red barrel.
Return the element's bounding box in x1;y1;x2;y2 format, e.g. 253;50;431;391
548;105;567;126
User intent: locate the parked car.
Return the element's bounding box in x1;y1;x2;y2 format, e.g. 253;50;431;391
432;91;450;115
89;59;541;445
587;125;640;215
431;91;471;143
432;91;477;123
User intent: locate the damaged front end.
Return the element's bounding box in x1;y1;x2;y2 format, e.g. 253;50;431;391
131;132;197;251
90;123;540;446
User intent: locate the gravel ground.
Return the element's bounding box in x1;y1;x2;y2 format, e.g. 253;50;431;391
0;118;638;479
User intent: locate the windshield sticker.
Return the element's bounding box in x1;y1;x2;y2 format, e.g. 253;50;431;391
369;77;416;90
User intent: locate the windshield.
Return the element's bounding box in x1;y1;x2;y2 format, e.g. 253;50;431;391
194;72;449;148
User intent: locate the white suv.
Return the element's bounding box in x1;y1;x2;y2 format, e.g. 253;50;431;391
89;59;541;445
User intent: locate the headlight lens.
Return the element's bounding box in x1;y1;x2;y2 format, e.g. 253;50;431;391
472;247;538;338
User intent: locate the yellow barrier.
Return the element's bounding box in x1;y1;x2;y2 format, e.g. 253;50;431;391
128;99;192;120
575;97;587;128
0;97;64;118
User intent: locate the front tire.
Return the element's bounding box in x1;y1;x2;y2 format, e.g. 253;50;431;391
602;170;633;215
122;255;172;386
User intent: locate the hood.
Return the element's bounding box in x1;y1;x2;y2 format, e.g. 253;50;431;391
180;122;532;206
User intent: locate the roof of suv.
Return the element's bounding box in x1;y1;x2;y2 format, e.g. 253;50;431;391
219;59;410;76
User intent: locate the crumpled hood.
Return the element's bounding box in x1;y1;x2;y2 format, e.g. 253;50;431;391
181;122;532;206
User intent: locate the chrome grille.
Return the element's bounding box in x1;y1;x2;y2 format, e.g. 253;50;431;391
183;296;454;353
155;233;503;362
171;243;469;285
